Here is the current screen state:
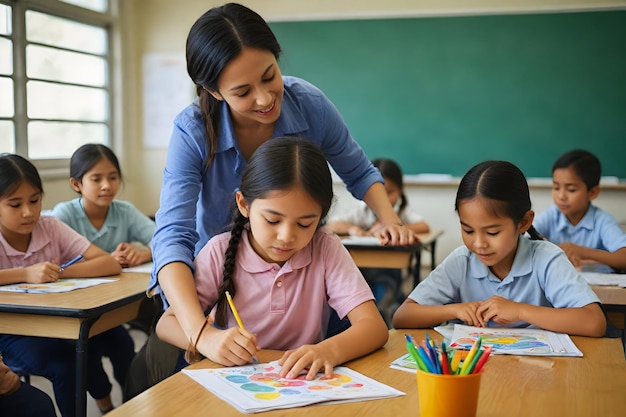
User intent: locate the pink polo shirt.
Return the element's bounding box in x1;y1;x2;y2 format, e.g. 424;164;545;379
0;215;91;267
194;227;374;350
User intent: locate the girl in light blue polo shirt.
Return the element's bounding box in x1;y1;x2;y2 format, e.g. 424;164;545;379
393;160;606;337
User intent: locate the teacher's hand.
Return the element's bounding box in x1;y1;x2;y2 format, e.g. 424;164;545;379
371;223;416;246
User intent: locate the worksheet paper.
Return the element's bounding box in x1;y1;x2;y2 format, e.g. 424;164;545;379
183;361;404;413
448;324;582;357
0;278;117;294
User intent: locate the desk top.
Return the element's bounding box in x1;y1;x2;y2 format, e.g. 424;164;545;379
107;329;626;417
0;272;149;317
341;229;443;250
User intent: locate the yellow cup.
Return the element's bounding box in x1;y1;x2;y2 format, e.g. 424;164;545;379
416;370;482;417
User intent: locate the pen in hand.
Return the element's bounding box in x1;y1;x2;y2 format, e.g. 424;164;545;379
225;291;259;364
59;254;83;274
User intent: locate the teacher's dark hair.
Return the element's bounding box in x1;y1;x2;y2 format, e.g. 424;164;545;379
455;160;543;240
213;137;333;327
186;3;282;167
0;153;44;199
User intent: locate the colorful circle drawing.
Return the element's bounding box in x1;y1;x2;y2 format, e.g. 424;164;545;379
225;375;250;384
308;385;333;390
254;392;281;400
249;373;281;382
240;383;275;393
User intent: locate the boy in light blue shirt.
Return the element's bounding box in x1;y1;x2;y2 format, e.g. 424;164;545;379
534;149;626;273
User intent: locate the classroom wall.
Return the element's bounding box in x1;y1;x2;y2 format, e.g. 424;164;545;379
40;0;626;262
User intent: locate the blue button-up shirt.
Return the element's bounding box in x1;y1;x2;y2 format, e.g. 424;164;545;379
150;76;383;296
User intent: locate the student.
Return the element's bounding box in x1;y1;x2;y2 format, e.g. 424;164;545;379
0;154;123;416
327;158;430;325
155;138;389;379
392;160;606;337
150;3;414;358
534;149;626;273
52;143;156;268
51;144;152;408
328;158;430;237
0;355;56;417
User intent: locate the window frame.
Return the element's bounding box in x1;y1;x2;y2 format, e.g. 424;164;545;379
0;0;118;176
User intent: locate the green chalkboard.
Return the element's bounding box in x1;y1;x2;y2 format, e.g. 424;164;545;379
270;11;626;178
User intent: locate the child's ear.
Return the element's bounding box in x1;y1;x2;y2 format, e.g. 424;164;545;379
235;191;249;218
518;210;535;234
69;178;81;194
588;185;600;201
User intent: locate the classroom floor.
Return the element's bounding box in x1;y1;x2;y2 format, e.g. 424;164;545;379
29;326;148;417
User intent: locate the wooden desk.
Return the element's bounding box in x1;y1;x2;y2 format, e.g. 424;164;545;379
107;328;626;417
343;230;444;287
591;285;626;306
0;272;150;417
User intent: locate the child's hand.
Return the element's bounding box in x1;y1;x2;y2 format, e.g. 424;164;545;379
348;225;369;236
452;301;483;327
24;262;61;283
278;344;336;380
476;296;522;325
558;243;585;269
197;325;259;367
112;242;149;267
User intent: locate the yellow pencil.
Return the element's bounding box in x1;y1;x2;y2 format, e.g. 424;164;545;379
225;291;245;329
225;291;259;364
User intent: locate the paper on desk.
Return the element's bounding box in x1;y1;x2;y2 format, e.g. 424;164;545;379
183;360;404;414
449;324;582;357
123;262;153;274
0;278;117;294
340;236;381;246
582;272;626;287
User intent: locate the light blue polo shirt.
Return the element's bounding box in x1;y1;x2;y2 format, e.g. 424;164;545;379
535;204;626;251
408;236;600;328
52;198;156;253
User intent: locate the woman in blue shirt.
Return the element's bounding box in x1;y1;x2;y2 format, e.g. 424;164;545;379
150;2;415;360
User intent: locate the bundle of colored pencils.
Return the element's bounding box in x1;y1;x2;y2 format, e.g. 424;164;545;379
405;333;491;375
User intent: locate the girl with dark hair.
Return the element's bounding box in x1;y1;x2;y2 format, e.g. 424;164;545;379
156;138;388;380
150;3;414;358
52;143;155;268
393;160;606;337
328;158;429;236
0;154;123;415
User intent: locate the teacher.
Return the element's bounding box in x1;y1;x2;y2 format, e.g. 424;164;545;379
151;3;414;356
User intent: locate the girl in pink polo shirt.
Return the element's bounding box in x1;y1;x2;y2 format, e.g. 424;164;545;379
156;137;389;380
0;154;124;416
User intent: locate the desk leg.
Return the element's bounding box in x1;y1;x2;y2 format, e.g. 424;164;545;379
412;250;422;288
76;317;98;417
430;241;437;271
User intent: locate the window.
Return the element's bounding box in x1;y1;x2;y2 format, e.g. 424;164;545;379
0;0;115;171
